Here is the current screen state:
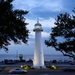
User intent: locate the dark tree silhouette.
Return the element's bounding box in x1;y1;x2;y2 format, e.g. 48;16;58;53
45;8;75;59
0;0;29;51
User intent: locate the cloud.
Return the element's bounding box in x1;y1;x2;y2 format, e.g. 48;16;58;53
28;40;34;45
42;32;50;38
13;0;75;19
13;0;64;19
62;0;75;12
29;31;50;39
13;0;37;10
40;0;63;12
29;32;35;38
41;18;56;28
13;0;63;11
26;17;56;30
26;19;36;31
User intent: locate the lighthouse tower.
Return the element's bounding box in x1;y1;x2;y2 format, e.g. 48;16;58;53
33;20;45;68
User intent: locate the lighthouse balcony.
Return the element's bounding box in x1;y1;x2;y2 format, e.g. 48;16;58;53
33;28;43;31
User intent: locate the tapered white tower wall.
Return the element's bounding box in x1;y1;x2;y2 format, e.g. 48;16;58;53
33;21;45;68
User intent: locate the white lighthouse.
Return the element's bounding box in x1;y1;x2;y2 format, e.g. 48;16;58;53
33;20;45;68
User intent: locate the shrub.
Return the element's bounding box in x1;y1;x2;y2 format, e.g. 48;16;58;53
21;65;31;70
47;65;57;70
52;60;57;63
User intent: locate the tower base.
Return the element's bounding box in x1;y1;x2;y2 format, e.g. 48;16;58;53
33;65;46;69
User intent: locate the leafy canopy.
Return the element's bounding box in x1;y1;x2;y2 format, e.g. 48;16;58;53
45;8;75;59
0;0;29;51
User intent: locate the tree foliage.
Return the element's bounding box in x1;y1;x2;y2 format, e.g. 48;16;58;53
45;8;75;59
0;0;29;51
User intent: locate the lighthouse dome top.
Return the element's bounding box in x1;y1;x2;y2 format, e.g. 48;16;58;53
33;20;43;32
35;20;42;26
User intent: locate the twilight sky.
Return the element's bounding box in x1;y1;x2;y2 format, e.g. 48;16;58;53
0;0;75;55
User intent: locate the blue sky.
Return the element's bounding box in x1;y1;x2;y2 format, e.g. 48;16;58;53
0;0;75;55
